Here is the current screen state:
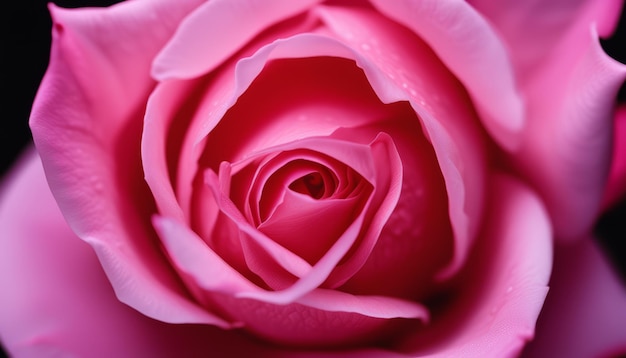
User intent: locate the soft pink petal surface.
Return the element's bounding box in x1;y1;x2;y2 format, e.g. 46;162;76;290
155;216;428;347
469;0;623;78
397;173;552;357
29;0;217;324
142;77;204;222
0;150;257;357
152;0;323;79
522;238;626;358
155;217;429;324
368;0;524;150
513;26;626;240
470;0;626;240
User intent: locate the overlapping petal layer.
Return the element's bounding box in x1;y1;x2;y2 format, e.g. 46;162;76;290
471;0;626;240
397;174;552;357
29;0;221;324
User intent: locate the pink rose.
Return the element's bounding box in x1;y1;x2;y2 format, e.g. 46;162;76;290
1;0;626;356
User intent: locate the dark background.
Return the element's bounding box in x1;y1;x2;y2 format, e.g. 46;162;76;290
1;0;123;176
1;1;625;357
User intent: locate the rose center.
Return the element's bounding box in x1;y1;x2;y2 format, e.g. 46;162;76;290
289;172;326;199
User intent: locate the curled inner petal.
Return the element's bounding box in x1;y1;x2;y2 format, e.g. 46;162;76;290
290;172;329;199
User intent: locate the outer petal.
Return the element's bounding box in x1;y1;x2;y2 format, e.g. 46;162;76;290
521;238;626;358
0;150;399;358
398;173;552;357
0;150;245;357
471;0;626;240
513;26;626;241
469;0;623;78
155;216;428;347
368;0;524;150
152;0;323;79
29;0;217;324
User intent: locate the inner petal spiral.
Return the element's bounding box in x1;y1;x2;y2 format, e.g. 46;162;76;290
290;172;326;199
156;50;461;347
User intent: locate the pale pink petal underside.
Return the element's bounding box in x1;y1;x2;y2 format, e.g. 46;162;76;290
469;0;623;79
514;26;626;240
0;151;250;357
369;0;524;150
29;0;218;324
152;0;323;80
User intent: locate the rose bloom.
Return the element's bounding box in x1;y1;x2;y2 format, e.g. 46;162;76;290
2;0;626;356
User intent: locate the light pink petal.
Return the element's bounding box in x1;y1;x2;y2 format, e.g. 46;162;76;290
142;78;204;222
242;153;349;224
259;191;363;264
298;289;429;321
206;168;363;304
0;150;262;357
368;0;524;150
152;0;323;80
153;216;258;299
514;26;626;240
234;134;382;183
212;291;423;348
603;105;626;209
209;166;316;281
156;216;427;321
397;173;552;357
29;0;217;324
469;0;623;79
191;34;398;146
155;217;428;326
521;238;626;358
45;0;203;125
469;0;626;240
